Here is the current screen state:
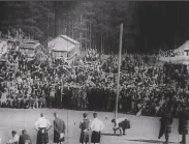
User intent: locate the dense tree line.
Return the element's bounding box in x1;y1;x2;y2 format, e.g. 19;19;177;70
0;1;55;44
1;2;189;54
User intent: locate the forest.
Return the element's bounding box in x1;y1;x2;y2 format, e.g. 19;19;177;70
0;1;189;54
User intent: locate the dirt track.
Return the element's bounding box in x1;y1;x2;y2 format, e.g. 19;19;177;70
0;108;185;144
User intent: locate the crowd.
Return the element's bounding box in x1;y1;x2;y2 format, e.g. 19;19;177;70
1;31;189;117
1;30;189;144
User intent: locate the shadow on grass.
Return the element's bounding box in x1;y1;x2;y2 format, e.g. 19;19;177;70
128;139;177;143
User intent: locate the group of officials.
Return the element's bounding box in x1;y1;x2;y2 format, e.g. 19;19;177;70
35;112;106;144
34;110;188;144
35;113;65;144
5;108;189;144
6;112;106;144
79;113;104;144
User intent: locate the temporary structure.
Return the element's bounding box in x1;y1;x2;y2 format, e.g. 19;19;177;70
160;40;189;67
48;35;80;61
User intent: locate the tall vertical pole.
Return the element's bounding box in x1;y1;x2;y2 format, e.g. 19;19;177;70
61;78;63;104
101;33;103;57
90;16;92;50
115;23;123;119
80;14;83;51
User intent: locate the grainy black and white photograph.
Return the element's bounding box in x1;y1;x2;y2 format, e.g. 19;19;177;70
0;1;189;144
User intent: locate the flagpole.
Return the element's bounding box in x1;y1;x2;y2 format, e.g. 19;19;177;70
101;33;103;58
115;23;123;119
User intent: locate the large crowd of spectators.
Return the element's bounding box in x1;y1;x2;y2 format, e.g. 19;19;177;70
0;31;189;117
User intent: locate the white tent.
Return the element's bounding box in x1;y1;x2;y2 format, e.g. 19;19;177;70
160;40;189;65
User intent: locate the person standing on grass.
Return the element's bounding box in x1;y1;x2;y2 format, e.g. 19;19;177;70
53;112;66;144
178;106;188;144
35;113;52;144
90;113;104;144
79;113;90;144
158;109;173;144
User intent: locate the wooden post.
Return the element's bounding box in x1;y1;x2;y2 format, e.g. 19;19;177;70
115;23;123;119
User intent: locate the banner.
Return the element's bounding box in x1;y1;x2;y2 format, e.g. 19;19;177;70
159;49;175;57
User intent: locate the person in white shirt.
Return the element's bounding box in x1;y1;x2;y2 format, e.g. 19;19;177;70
35;113;52;144
90;113;104;144
7;130;19;144
111;117;130;136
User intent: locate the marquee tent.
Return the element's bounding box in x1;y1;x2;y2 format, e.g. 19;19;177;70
160;40;189;66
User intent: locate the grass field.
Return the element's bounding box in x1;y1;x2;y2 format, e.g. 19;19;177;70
0;108;186;144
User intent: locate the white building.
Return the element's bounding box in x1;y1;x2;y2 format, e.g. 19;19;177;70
48;35;80;61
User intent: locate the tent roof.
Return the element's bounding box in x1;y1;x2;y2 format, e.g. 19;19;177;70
48;35;79;52
160;40;189;65
160;56;189;64
174;40;189;52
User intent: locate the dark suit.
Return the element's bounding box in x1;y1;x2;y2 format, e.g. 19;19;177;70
79;118;90;143
178;111;188;135
158;112;172;143
54;117;66;143
178;110;188;143
19;134;31;144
